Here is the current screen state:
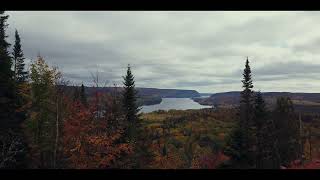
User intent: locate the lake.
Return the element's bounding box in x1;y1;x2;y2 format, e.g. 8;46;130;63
140;98;213;113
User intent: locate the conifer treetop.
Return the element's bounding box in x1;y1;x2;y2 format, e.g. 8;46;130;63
242;57;253;90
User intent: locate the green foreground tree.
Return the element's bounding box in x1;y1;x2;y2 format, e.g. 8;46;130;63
0;11;14;129
13;30;28;84
225;57;256;168
254;92;280;168
122;64;141;143
273;97;300;166
28;56;61;168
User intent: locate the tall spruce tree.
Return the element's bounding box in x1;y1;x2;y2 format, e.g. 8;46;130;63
0;11;26;169
273;97;300;166
119;64;145;168
80;83;87;106
13;30;27;83
12;29;28;127
240;57;256;166
122;64;141;143
225;57;256;168
254;91;266;168
0;11;14;129
254;91;280;168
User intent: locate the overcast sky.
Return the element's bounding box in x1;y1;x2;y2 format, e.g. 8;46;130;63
5;11;320;93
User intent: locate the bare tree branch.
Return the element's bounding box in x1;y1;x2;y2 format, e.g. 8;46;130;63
0;132;24;168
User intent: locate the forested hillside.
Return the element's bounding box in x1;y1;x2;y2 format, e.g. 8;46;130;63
194;91;320;113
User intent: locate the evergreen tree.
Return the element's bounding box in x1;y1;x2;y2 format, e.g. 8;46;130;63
80;83;87;106
120;64;144;168
254;91;265;168
273;97;300;166
122;64;141;143
240;57;256;166
225;57;256;168
0;12;26;168
12;29;28;126
13;30;27;83
254;91;280;168
72;86;80;102
0;11;14;129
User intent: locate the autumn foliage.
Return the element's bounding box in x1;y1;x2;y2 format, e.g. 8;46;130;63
194;151;230;169
282;159;320;169
63;97;132;169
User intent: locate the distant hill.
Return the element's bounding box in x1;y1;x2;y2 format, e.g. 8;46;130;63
136;87;200;98
62;86;200;106
193;91;320;113
83;87;200;98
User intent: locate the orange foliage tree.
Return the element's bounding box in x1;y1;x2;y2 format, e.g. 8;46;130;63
194;151;230;169
285;159;320;169
62;95;132;169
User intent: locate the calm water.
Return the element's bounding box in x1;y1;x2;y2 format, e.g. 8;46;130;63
140;98;212;113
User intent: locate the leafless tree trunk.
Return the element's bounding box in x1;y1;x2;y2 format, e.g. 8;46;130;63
53;97;59;168
90;68;109;120
53;78;68;168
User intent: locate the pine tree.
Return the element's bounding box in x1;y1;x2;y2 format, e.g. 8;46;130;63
122;64;141;143
80;83;87;106
254;91;280;168
12;29;28;126
0;11;27;168
13;30;27;84
0;11;11;79
254;91;265;168
225;57;255;168
120;64;144;168
273;97;300;166
0;11;14;129
240;57;256;166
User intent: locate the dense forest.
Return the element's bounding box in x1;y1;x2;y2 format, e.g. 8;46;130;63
1;11;320;169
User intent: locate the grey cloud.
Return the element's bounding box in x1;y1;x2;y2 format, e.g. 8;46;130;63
5;11;320;93
254;61;320;76
293;38;320;53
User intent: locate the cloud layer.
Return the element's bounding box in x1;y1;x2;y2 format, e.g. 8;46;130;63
6;11;320;93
